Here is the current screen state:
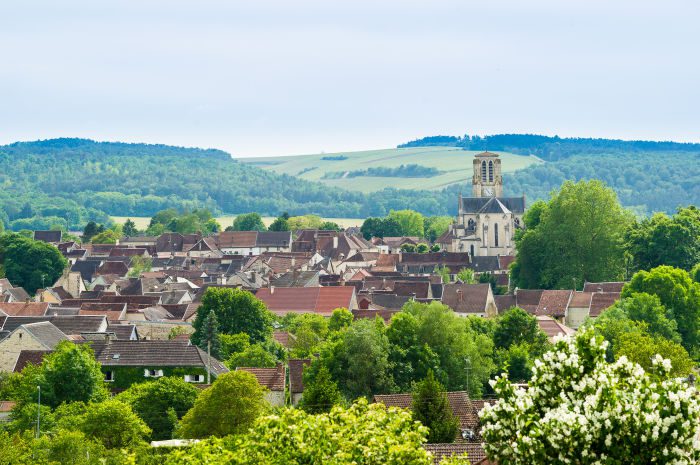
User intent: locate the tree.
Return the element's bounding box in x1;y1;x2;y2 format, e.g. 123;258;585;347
219;332;251;360
622;266;700;352
608;292;680;343
122;218;138;236
90;229;119;244
692;263;700;283
79;400;151;449
127;255;152;278
287;214;323;230
197;309;222;359
424;216;452;243
320;221;341;231
177;371;268;438
268;213;290;232
37;341;107;408
412;370;459;443
388;209;425;237
511;180;632;289
625;206;700;272
495;342;535;383
226;344;277;369
300;365;343;414
401;243;416;252
0;233;67;294
436;266;451;283
328;308;353;332
82;221;104;242
232;213;267;231
191;288;273;345
166;399;432;465
415;243;430;253
117;376;200;440
492;307;548;353
615;332;694;379
361;217;384;239
481;329;700;465
455;268;475;284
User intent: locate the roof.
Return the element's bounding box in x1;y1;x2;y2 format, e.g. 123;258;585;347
0;315;108;335
87;340;229;375
71;261;101;282
583;282;626;293
96;261;129;277
288;359;311;394
0;302;49;317
534;290;572;317
0;401;17;412
424;443;487;465
272;330;294;348
3;287;31;302
493;294;516;313
568;291;593;308
461;196;526;214
374;391;480;432
33;230;62;243
442;284;492;314
18;321;68;349
13;350;51;372
589;292;620;317
536;316;575;340
513;289;543;314
217;231;291;249
237;364;285;391
271;271;319;288
255;287;355;317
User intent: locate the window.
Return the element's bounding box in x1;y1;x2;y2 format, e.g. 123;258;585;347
184;374;205;383
104;371;114;382
488;160;494;182
470;244;475;257
494;223;499;247
481;161;487;180
144;369;164;378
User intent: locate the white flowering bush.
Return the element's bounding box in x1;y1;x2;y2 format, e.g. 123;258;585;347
480;329;700;464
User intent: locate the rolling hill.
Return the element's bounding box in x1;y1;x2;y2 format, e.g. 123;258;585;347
240;147;541;193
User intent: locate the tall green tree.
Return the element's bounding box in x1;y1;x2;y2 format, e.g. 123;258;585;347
412;370;459;443
511;180;632;289
122;218;138;236
198;309;222;359
622;265;700;352
300;365;343;414
493;307;549;352
268;213;290;232
82;221;104;242
423;216;452;242
232;213;267;231
226;344;277;369
388;209;425;237
625;206;700;272
0;233;67;293
79;400;151;449
177;371;268;438
191;288;273;345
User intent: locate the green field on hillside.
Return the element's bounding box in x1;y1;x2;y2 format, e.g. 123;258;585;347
240;147;541;193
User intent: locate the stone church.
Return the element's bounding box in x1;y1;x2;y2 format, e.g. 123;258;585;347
439;151;525;257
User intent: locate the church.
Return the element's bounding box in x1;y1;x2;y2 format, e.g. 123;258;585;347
439;151;525;257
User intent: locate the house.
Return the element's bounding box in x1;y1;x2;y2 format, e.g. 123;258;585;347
583;281;626;293
270;270;320;288
0;302;50;317
374;391;483;443
13;350;51;372
2;287;31;303
536;315;575;342
0;321;68;371
254;287;358;317
217;231;292;255
442;284;497;317
33;230;62;243
288;358;311;405
377;236;421;254
0;401;16;423
236;364;286;407
0;315;109;339
398;252;472;275
87;340;229;389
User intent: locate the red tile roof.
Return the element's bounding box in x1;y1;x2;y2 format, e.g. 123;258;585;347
237;364;285;391
0;302;49;317
589;292;620;317
535;290;572;317
13;350;51;372
424;443;487;465
536;315;575;340
442;284;491;314
374;391;480;432
288;358;311;394
255;287;355;317
583;282;626;293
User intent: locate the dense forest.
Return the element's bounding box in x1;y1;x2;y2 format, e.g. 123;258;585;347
0;138;452;230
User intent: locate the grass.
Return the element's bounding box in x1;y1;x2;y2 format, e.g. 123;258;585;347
239;147;541;193
110;216;365;230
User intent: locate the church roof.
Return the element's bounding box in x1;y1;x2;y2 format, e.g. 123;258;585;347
475;151;499;158
461;196;525;214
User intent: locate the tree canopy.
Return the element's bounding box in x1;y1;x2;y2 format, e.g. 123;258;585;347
0;233;67;294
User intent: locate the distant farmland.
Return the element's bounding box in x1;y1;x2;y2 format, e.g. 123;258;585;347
239;147;541;193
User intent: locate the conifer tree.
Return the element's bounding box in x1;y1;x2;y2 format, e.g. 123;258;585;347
300;365;343;414
199;309;222;359
412;369;459;443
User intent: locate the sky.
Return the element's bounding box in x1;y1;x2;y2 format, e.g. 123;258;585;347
1;0;699;157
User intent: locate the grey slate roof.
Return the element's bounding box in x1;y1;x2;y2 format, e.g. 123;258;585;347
0;315;108;335
461;196;526;214
71;261;101;282
20;321;68;349
33;230;62;243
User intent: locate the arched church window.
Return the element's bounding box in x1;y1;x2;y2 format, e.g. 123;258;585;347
488;160;494;182
481;161;487;180
494;222;499;247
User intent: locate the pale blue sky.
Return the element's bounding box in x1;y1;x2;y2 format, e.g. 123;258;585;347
1;0;698;156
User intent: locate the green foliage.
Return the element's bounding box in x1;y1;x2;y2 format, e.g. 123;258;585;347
226;344;277;369
424;216;452;242
128;255;152;278
90;229;119;244
117;377;200;440
268;213;290;232
79;399;151;449
191;288;273;345
692;263;700;283
388;209;425;237
219;333;251;360
300;365;343;414
616;332;694;379
360;216;402;239
328;308;353;332
401;243;416;252
436;266;451;283
319;220;341;231
322;164;442;179
232;213;267;231
511;180;632;289
622;266;700;352
167;399;432;465
198;309;222;359
415;243;430;253
412;370;459;443
0;233;67;293
287;214;323;230
36;341;107;408
82;221;105;242
177;371;269;438
456;268;475;284
493;307;549;352
608;293;681;343
123;218;138;236
626;207;700;272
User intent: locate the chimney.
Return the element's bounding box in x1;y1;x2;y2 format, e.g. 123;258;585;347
333;236;338;249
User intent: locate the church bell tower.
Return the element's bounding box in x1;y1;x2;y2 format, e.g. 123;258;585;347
472;151;502;197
